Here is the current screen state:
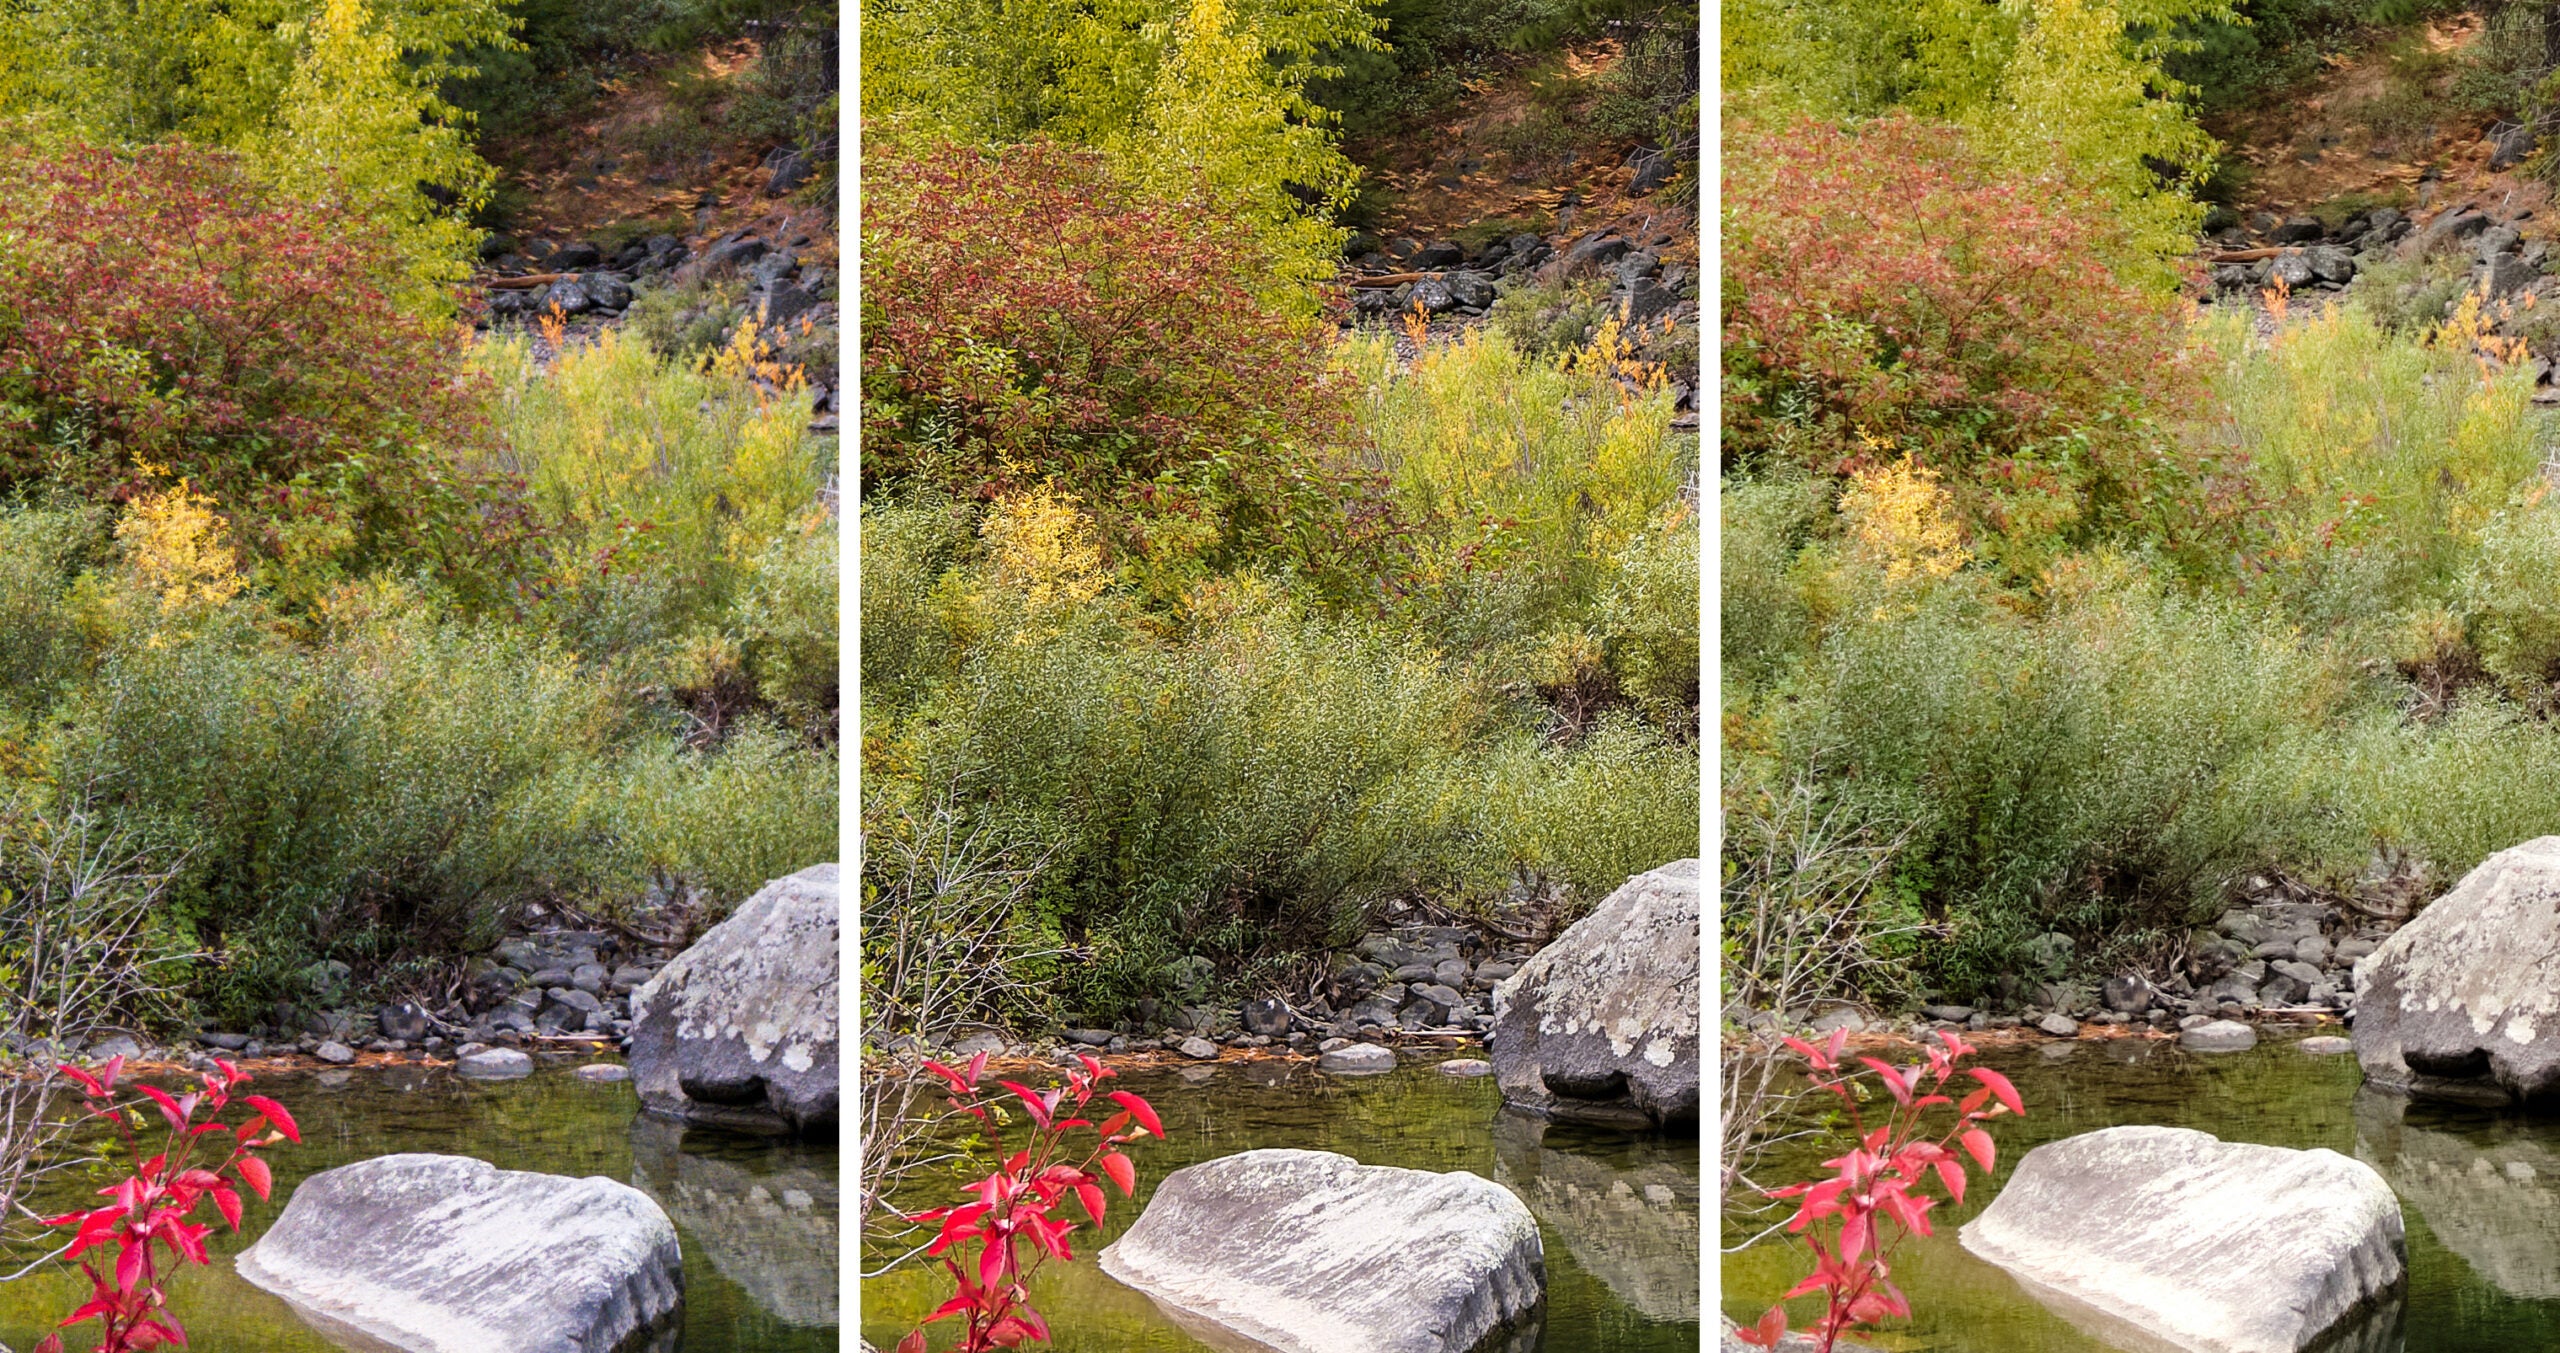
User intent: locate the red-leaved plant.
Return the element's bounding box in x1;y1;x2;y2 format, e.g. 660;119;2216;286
34;1056;299;1352
894;1051;1164;1352
1735;1027;2023;1353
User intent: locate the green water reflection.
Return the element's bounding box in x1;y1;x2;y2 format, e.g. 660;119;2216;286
1721;1031;2560;1351
0;1059;836;1353
862;1058;1701;1353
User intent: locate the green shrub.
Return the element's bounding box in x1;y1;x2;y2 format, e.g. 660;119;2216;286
1746;553;2347;994
734;512;839;740
894;596;1491;1013
477;326;831;714
2347;247;2475;334
0;506;103;722
54;599;610;1018
625;272;755;363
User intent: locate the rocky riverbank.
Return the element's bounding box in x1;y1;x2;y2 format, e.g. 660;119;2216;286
1736;877;2404;1049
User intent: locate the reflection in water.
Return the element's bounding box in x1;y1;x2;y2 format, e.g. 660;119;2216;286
630;1115;840;1326
0;1061;836;1353
2354;1086;2560;1300
1492;1112;1700;1322
862;1061;1699;1352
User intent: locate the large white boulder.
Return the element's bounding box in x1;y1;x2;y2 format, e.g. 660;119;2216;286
2354;837;2560;1106
1488;859;1699;1127
236;1153;681;1353
629;863;838;1134
1099;1148;1543;1353
1960;1126;2404;1353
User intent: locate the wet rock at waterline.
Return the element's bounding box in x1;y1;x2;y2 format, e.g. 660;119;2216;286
1100;1148;1543;1353
1489;859;1698;1127
630;1115;836;1326
2183;1020;2259;1053
630;862;838;1134
1493;1113;1696;1322
1319;1042;1396;1074
457;1047;534;1079
2355;838;2560;1107
237;1153;682;1353
1960;1125;2404;1353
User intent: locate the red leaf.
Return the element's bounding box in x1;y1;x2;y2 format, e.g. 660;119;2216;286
128;1079;184;1135
1734;1305;1788;1347
1099;1150;1137;1196
235;1153;272;1201
895;1333;926;1353
242;1096;299;1143
996;1081;1054;1129
1961;1128;1997;1174
1107;1091;1162;1139
1967;1067;2024;1118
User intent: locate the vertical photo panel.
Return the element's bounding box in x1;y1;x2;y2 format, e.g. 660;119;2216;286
0;1;840;1350
854;1;1700;1349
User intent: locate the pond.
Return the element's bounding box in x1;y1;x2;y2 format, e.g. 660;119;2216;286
0;1059;837;1353
1721;1029;2560;1351
862;1056;1701;1353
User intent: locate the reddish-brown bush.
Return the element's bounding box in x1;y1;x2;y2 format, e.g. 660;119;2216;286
860;135;1394;595
1722;115;2219;569
0;142;523;599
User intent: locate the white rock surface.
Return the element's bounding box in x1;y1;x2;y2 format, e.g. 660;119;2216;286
1960;1126;2404;1353
237;1153;681;1353
1100;1148;1542;1353
2355;837;2560;1105
1489;859;1698;1126
630;862;837;1133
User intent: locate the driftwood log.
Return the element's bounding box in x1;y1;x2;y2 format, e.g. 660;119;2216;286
482;272;579;290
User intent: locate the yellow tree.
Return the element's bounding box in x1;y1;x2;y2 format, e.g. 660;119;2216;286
254;0;496;310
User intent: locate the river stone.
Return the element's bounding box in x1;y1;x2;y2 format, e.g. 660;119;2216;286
630;862;837;1135
1439;1059;1493;1077
2036;1013;2080;1038
1489;859;1698;1127
2355;837;2560;1107
1319;1043;1396;1075
2300;1036;2354;1055
1959;1126;2404;1353
1242;998;1291;1038
2183;1020;2259;1052
1177;1037;1220;1061
576;1063;632;1082
315;1040;356;1065
236;1153;682;1353
1099;1148;1543;1353
456;1048;533;1079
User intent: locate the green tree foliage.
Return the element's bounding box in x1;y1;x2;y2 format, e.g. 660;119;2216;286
255;0;498;302
1723;0;2232;274
0;0;515;300
861;0;1378;292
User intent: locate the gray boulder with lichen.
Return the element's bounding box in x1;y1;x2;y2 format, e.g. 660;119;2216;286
629;863;838;1135
1488;860;1699;1127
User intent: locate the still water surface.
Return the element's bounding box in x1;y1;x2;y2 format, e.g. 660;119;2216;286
863;1057;1701;1352
0;1060;836;1353
1723;1031;2560;1351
